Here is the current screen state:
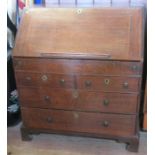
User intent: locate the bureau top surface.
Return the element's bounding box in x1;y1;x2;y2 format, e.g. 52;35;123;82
13;7;145;61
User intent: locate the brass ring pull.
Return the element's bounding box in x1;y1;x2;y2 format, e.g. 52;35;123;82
104;79;110;85
123;82;129;88
102;121;109;127
103;99;109;106
41;75;48;81
85;80;92;87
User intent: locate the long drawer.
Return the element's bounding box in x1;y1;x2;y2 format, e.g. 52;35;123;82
15;72;140;92
19;87;139;114
22;108;136;137
14;58;142;76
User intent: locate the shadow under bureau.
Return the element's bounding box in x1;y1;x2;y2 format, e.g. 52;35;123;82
13;5;145;152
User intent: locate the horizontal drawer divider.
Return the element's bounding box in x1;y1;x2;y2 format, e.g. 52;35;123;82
14;56;143;62
15;70;142;77
18;86;140;94
21;106;138;116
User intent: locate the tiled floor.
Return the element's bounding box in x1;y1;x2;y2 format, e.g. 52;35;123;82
8;123;147;155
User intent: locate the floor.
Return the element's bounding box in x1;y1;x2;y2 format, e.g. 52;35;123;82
8;123;147;155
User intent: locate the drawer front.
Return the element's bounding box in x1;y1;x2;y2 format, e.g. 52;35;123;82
22;108;136;137
14;58;142;76
15;72;75;88
19;87;76;110
76;91;138;114
19;87;138;114
77;76;140;92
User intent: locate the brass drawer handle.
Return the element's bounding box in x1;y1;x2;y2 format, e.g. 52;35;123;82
102;121;109;127
26;76;31;81
123;82;129;88
85;80;92;87
60;79;65;85
15;60;22;67
73;112;79;119
104;79;110;85
132;65;138;71
46;117;52;123
41;75;48;81
44;96;50;101
103;99;109;106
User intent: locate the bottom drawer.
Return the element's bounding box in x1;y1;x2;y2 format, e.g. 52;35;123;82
22;108;136;137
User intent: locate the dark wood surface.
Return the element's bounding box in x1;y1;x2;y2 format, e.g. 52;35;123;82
18;87;139;114
21;107;136;137
15;72;75;89
14;58;143;75
15;71;141;92
77;75;141;92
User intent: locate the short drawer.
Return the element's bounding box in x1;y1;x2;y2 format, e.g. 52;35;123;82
22;108;136;137
76;91;139;114
14;58;142;76
77;75;140;92
19;87;76;110
19;87;138;114
15;72;75;88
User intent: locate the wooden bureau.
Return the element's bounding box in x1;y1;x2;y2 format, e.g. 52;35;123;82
13;3;145;152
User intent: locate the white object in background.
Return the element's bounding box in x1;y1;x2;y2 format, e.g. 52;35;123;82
130;0;147;6
112;0;130;6
25;0;34;7
7;0;17;25
7;0;17;49
94;0;111;6
78;0;93;4
77;0;93;6
45;0;59;7
61;0;75;5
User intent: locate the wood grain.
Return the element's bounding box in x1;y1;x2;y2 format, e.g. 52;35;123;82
12;5;145;152
18;87;139;114
77;75;140;92
14;58;143;76
15;71;141;92
13;8;144;61
15;72;75;89
22;107;136;137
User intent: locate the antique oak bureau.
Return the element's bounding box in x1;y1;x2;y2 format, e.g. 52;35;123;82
13;2;145;152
